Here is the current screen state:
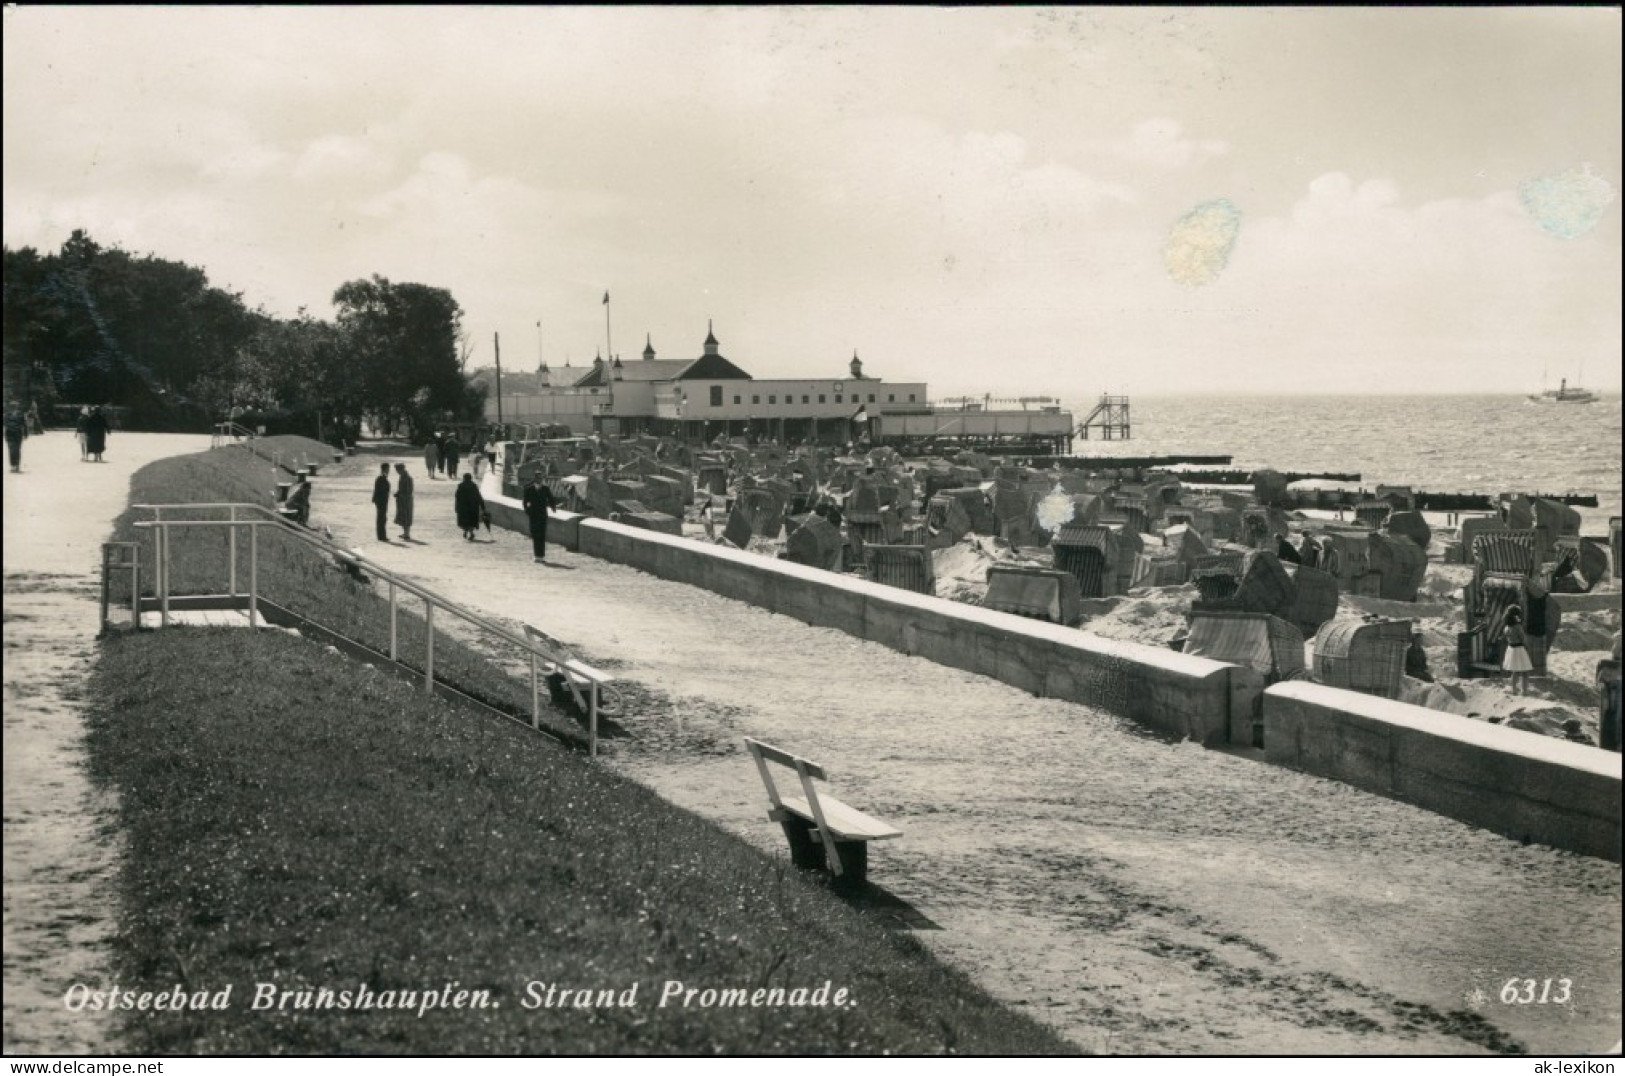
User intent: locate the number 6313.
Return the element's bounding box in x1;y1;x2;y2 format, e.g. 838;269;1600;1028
1500;978;1572;1004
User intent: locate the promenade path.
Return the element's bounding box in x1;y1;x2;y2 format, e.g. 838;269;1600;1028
295;452;1620;1056
3;431;210;1054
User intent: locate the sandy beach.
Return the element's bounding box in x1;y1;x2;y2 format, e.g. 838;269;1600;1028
285;449;1621;1054
2;431;211;1053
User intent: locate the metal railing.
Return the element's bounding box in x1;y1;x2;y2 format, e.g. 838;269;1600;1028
100;542;141;632
211;421;258;450
129;502;614;754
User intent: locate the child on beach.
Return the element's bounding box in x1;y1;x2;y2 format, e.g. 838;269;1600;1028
1502;606;1533;696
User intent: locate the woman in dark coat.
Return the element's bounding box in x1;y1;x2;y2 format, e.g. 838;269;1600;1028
84;406;110;461
454;473;485;541
393;462;415;540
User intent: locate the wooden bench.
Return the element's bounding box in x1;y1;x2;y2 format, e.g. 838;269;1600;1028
745;737;900;882
523;623;616;756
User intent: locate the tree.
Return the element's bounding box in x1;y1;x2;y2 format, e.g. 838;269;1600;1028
332;274;467;437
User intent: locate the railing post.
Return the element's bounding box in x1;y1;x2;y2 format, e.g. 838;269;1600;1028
589;683;599;758
159;524;170;628
530;653;539;730
249;522;259;628
151;507;164;626
424;600;435;693
131;558;141;629
228;506;237;597
389;580;398;661
99;545;110;630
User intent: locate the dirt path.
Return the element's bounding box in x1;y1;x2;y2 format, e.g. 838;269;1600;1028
286;454;1619;1056
3;431;210;1054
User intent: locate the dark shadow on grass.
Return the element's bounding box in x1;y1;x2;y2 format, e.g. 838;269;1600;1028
558;708;629;740
828;879;943;931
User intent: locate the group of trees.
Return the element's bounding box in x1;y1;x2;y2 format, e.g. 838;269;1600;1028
2;230;483;440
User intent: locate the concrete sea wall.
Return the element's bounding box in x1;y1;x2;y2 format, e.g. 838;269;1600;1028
1265;681;1622;861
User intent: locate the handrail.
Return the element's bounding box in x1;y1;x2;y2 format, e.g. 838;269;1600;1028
133;503;548;659
211;421;257;450
130;501;616;752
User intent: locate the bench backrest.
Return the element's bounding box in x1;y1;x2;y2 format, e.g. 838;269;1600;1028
523;622;576;666
743;737;828;782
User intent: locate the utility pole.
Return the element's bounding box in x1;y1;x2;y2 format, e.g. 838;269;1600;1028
494;331;503;429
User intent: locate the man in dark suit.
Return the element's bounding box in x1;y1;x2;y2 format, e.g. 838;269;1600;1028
372;463;391;541
522;472;558;562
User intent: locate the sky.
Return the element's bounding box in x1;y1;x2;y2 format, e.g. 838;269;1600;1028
4;7;1621;397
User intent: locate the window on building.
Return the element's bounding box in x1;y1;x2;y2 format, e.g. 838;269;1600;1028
868;394;876;403
733;395;741;405
752;395;760;405
802;395;809;404
818;395;826;404
710;386;723;407
887;394;895;403
769;395;776;405
835;394;842;403
908;394;916;402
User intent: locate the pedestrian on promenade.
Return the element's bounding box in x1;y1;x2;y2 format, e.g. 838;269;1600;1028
4;401;28;472
434;429;448;476
455;472;486;541
1502;606;1533;696
522;471;557;562
372;463;391;542
484;431;499;475
285;474;313;527
393;462;414;540
472;434;487;480
84;406;110;462
75;406;90;461
444;431;461;478
423;436;441;479
1596;636;1620;752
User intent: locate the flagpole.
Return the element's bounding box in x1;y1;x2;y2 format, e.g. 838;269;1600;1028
603;291;613;365
494;331;503;429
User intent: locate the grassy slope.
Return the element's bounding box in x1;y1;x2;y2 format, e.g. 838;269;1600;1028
86;444;1077;1055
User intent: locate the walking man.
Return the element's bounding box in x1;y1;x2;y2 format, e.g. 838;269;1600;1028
372;463;391;542
522;471;558;562
4;401;28;473
443;431;461;478
393;462;414;541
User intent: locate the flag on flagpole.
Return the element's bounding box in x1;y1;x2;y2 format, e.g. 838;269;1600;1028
603;291;610;305
851;405;869;425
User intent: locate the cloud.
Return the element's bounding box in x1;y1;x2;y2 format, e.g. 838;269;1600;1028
293;136;397;187
1111;119;1229;170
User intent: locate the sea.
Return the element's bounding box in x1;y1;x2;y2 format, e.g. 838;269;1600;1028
1060;394;1623;536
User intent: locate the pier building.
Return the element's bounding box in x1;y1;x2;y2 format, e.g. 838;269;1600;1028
490;325;1073;453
